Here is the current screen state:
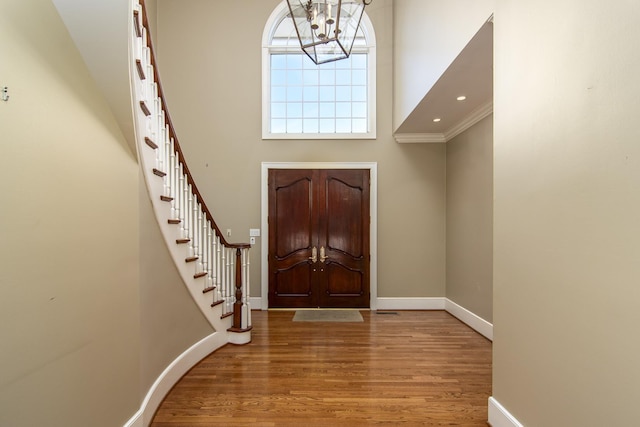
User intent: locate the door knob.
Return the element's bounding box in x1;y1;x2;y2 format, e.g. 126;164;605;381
319;246;328;263
309;246;318;263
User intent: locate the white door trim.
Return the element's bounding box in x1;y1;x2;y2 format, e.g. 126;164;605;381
261;162;378;310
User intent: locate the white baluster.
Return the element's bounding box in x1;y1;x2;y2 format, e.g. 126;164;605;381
163;125;171;197
227;248;234;314
241;248;250;329
221;242;228;313
191;196;201;273
179;164;186;238
213;234;221;302
197;208;204;276
206;223;213;291
171;143;179;219
186;188;194;257
144;47;152;100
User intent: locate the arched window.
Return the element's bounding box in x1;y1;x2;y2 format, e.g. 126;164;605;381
262;1;376;139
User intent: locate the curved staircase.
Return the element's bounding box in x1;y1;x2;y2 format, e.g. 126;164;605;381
130;1;252;345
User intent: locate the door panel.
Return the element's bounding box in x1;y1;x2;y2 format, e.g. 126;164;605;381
268;170;318;307
318;170;370;308
268;168;370;308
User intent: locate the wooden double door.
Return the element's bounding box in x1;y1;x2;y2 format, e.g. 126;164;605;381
268;169;370;308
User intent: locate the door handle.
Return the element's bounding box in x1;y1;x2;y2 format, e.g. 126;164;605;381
319;246;328;263
309;246;318;263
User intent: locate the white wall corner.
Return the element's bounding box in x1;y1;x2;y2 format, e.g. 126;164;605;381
376;297;446;310
393;133;447;144
444;298;493;341
488;397;524;427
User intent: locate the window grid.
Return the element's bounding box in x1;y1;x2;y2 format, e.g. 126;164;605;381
270;53;368;135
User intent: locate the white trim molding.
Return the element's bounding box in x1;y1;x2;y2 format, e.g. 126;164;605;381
445;299;493;341
488;397;524;427
123;410;143;427
394;101;493;144
394;133;447;144
375;297;493;341
376;297;445;310
123;331;228;427
249;297;264;310
443;101;493;141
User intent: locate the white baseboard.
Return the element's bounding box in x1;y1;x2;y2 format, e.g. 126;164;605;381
249;296;263;310
123;409;143;427
445;298;493;341
488;397;523;427
123;331;228;427
376;297;446;310
375;297;493;341
254;296;492;340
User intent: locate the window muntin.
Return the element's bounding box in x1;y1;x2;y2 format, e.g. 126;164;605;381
270;52;368;135
262;2;376;140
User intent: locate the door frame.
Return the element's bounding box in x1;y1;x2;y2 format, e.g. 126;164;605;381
261;162;378;310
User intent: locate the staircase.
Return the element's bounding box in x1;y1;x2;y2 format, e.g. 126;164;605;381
131;0;252;345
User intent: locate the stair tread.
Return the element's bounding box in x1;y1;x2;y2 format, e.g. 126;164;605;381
133;10;142;37
135;59;145;80
139;101;151;116
194;272;207;279
144;137;158;149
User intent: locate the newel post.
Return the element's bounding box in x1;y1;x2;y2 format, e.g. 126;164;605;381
233;248;243;330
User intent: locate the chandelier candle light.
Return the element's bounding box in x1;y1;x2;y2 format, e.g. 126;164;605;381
286;0;372;64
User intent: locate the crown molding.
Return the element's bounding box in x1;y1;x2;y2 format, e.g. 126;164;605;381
394;133;447;144
394;100;493;144
443;101;493;141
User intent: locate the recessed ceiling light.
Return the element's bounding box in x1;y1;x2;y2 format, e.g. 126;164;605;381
457;95;467;101
433;118;441;123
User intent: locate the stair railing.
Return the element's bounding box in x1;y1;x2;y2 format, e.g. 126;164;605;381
132;0;252;337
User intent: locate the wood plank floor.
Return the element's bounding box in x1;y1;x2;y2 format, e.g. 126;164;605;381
151;310;492;426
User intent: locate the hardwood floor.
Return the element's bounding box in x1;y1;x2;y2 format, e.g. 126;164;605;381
151;310;492;426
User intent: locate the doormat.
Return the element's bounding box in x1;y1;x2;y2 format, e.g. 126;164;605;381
293;310;363;322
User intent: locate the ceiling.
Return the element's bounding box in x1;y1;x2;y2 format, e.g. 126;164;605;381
394;21;493;143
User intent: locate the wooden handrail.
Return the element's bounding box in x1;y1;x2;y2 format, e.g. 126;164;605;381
139;0;249;251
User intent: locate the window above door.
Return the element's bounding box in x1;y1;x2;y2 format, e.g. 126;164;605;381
262;1;377;140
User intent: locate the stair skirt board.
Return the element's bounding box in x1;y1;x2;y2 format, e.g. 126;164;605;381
123;331;228;427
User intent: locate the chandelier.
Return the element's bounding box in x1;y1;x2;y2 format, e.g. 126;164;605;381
286;0;372;65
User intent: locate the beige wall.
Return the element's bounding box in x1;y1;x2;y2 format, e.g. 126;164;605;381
138;177;215;393
154;0;447;300
493;0;640;425
446;115;493;322
393;0;494;131
0;1;140;426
